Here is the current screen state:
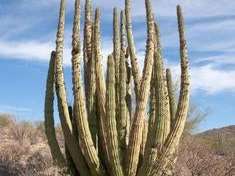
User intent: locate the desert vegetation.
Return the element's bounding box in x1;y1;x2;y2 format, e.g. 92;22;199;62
0;0;234;176
0;114;62;175
0;114;234;176
44;0;190;175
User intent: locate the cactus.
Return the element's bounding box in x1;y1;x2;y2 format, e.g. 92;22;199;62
44;0;190;175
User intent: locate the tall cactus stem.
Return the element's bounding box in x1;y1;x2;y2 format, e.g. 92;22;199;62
125;0;155;175
152;21;171;149
65;106;79;175
87;23;98;148
113;8;121;122
118;10;128;155
166;68;177;130
44;51;66;168
137;20;171;176
150;5;190;175
105;54;124;176
46;1;190;175
122;11;132;146
125;0;141;96
83;0;93;98
93;8;111;172
71;0;104;175
54;1;90;175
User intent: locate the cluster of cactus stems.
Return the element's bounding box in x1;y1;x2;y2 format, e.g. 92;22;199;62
44;0;190;175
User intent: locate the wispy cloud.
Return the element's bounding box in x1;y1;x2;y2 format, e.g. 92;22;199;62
89;0;235;17
169;63;235;94
0;41;53;61
1;0;235;95
0;40;72;65
0;105;32;113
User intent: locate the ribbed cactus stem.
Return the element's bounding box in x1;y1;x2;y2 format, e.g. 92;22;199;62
105;54;124;176
152;21;170;149
93;8;111;171
55;0;72;132
118;10;128;155
113;8;121;119
140;119;148;163
87;23;98;148
71;1;104;175
166;68;177;130
121;10;132;146
137;52;157;176
83;0;93;97
44;51;66;168
54;1;90;175
137;20;171;176
126;0;155;175
125;0;141;96
46;0;190;175
150;5;190;175
65;106;79;175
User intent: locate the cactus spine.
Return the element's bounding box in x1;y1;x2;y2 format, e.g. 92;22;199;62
44;0;190;175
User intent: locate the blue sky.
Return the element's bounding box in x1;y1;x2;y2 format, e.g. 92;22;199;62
0;0;235;132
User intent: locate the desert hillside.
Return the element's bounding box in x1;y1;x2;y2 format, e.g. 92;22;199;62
0;115;234;176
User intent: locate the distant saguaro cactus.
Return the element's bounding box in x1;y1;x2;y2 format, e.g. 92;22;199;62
44;0;190;175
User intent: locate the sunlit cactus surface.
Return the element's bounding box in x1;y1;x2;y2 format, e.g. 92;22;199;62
44;0;190;175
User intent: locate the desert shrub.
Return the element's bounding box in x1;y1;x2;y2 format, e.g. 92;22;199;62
0;114;15;128
174;135;235;176
0;142;30;176
0;114;60;176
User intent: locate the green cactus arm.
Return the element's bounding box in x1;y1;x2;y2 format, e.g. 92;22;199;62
65;106;80;175
141;38;158;157
152;21;171;149
93;8;111;171
84;0;97;148
87;23;98;148
137;20;171;176
44;51;66;168
136;52;157;176
125;0;155;175
84;0;93;63
105;54;124;176
117;10;128;156
83;0;93;97
121;11;132;147
55;0;72;133
113;8;121;116
166;68;177;130
139;119;148;164
71;1;105;175
54;1;90;175
125;0;141;96
149;5;190;175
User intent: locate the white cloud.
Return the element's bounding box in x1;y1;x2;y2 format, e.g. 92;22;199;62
0;40;72;65
1;0;235;95
194;55;235;66
169;63;235;94
191;65;235;94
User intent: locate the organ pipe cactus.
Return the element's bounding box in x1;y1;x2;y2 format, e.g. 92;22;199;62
44;0;190;175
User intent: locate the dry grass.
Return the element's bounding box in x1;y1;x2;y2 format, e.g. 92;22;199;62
0;114;65;176
0;114;234;176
